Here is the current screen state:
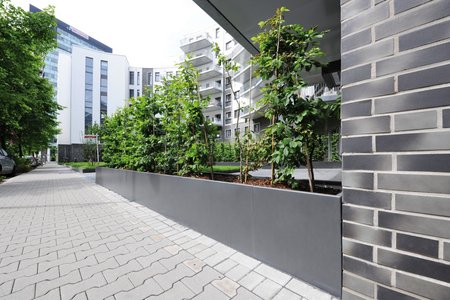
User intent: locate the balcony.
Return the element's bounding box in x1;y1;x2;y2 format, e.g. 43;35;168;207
186;51;213;67
232;63;251;83
240;102;267;120
300;84;340;102
230;45;252;66
204;99;222;113
180;32;212;53
198;64;222;81
241;78;264;98
199;81;222;96
211;117;223;127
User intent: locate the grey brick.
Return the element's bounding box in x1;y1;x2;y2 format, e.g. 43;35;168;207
343;256;391;285
378;42;450;77
343;272;374;297
375;0;450;40
342;2;390;37
147;282;195;300
375;87;450;114
230;252;260;269
342;29;371;54
445;243;450;261
342;172;374;189
342;116;390;135
39;253;76;273
379;210;450;239
214;258;238;274
400;19;450;51
160;250;194;270
114;246;149;265
342;77;395;102
397;233;438;258
255;264;291;286
378;173;450;194
395;110;437;132
394;0;431;14
273;288;301;300
342;100;372;119
343;239;373;261
396;193;450;218
79;257;119;280
377;286;417;300
286;277;334;300
137;248;172;268
341;136;373;153
343;222;391;247
60;255;97;277
13;267;59;292
378;248;450;283
343;39;394;70
238;271;265;291
376;131;450;152
226;264;251;282
443;109;450;128
396;272;450;300
341;0;371;21
2;285;34;300
343;154;392;171
398;154;450;172
342;289;366;300
342;188;391;209
343;205;374;225
0;264;36;285
399;64;450;91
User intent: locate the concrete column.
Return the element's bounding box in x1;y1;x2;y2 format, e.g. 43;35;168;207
341;0;450;299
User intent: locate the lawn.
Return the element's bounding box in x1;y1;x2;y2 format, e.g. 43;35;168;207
201;165;241;173
64;162;107;169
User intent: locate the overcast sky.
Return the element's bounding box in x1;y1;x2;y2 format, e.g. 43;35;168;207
11;0;217;67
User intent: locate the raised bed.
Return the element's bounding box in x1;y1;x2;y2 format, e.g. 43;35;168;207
96;167;342;297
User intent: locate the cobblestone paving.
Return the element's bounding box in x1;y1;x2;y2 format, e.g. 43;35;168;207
0;163;337;300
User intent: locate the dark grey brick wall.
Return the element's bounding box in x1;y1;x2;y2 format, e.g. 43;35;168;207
341;0;450;299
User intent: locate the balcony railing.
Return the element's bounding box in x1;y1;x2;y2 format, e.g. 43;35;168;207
186;50;213;67
198;64;222;81
180;32;212;53
199;81;222;96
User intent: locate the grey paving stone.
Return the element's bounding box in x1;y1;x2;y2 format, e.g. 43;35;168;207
154;263;196;290
0;280;13;297
253;279;282;300
254;264;291;286
36;269;81;298
273;287;302;300
225;264;251;282
160;250;194;270
13;266;59;292
114;246;149;265
238;271;265;291
230;253;260;269
1;284;35;300
147;281;194;300
0;264;37;285
192;284;229;300
212;277;239;298
103;259;142;283
286;278;332;300
95;246;129;263
39;253;76;273
137;248;172;268
182;265;224;294
214;258;238;274
79;257;119;280
128;261;168;286
60;255;97;276
60;269;107;300
115;278;163;300
34;287;61;300
85;276;133;299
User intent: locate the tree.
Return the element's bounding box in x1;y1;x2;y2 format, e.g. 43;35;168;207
0;0;59;155
252;7;339;191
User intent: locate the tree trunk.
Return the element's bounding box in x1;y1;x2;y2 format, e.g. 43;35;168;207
270;114;276;185
304;141;315;192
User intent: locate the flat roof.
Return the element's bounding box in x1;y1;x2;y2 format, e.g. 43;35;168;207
30;4;113;53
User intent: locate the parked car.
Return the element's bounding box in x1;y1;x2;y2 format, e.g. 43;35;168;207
0;148;16;175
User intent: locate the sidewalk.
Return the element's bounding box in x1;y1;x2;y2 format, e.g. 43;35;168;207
0;163;336;300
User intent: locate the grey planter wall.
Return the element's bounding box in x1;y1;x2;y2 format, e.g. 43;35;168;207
96;167;342;297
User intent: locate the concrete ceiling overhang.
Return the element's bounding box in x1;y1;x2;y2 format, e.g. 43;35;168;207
193;0;341;64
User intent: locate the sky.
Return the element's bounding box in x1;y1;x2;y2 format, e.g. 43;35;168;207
11;0;217;67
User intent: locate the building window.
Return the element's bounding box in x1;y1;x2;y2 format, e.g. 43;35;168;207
137;89;140;97
155;72;160;82
100;60;108;125
234;109;239;118
234;90;240;99
148;72;153;85
225;40;232;50
129;71;134;85
225;129;231;138
129;89;134;98
225;94;232;107
215;27;220;38
137;72;140;85
245;126;249;133
84;57;93;132
166;71;173;78
225;77;231;89
234;128;240;135
254;123;260;133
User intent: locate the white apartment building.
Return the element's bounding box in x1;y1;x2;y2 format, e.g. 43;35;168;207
57;46;130;161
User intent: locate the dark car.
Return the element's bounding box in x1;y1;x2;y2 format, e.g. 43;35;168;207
0;148;16;175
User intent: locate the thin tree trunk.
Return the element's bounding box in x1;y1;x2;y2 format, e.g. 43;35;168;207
270;114;276;185
304;142;315;192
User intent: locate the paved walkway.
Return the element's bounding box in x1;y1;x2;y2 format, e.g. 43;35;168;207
0;163;336;300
